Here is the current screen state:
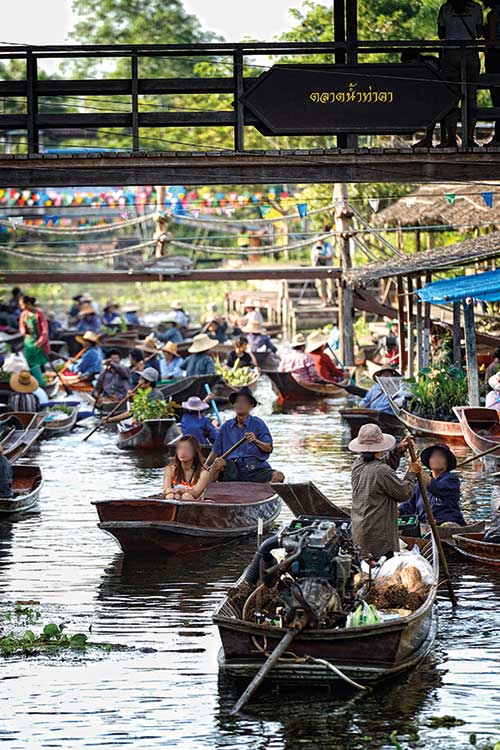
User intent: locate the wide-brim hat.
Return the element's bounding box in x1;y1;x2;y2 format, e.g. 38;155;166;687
243;297;255;308
78;303;96;317
348;423;396;453
162;341;178;356
162;312;178;324
123;302;139;313
306;331;328;353
229;386;258;408
79;294;93;303
420;443;457;471
489;373;500;391
9;369;38;394
291;333;307;349
188;333;218;354
103;300;117;311
171;300;184;310
182;396;209;411
139;335;160;354
367;360;401;381
76;330;101;346
243;321;265;335
139;367;159;383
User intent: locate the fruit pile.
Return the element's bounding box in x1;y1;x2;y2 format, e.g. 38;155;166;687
215;358;254;387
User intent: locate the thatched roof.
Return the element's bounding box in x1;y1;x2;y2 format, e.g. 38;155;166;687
348;230;500;284
373;182;500;228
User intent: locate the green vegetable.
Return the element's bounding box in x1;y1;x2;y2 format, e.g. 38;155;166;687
130;389;178;423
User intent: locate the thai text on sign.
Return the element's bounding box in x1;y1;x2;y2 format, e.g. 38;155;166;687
310;83;394;104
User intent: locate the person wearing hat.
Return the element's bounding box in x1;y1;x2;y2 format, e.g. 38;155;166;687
108;367;164;424
201;302;223;327
279;333;322;383
70;330;104;382
226;336;257;370
180;396;219;446
18;295;50;387
68;294;84;325
46;311;62;340
486;372;500;410
399;444;465;526
171;301;190;329
161;341;184;380
157;314;184;345
93;348;131;401
7;370;41;412
306;331;346;383
204;317;228;345
243;320;278;358
182;334;217;377
359;364;400;415
102;302;123;330
349;425;421;560
123;303;141;328
239;297;264;329
138;335;162;379
205;386;284;483
77;303;102;335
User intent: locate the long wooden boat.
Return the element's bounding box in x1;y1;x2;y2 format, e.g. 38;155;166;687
453;406;500;460
0;412;45;461
263;370;357;405
116;417;179;451
92;482;282;556
0;465;43;515
159;374;220;403
212;370;260;406
214;532;438;686
450;532;500;567
378;376;464;443
340;407;405;439
0;378;59;403
41;401;80;437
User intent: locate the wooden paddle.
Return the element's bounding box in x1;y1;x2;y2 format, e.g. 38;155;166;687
456;442;500;468
82;384;140;442
324;343;367;399
47;354;73;397
92;364;111;413
407;437;458;606
204;435;248;471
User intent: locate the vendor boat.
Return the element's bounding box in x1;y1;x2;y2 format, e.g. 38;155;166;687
159;374;221;403
0;465;43;515
0;412;45;461
453;407;500;460
41;401;80;437
263;371;365;405
378;376;464;443
212;370;261;406
92;482;282;556
449;532;500;567
340;407;405;439
116;417;179;451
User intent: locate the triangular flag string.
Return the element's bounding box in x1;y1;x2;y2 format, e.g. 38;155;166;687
444;193;456;205
296;202;308;218
259;205;271;218
481;191;494;208
368;198;380;212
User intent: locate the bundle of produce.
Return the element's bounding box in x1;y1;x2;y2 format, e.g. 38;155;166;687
215;357;254;387
365;565;430;612
44;404;74;421
130;390;178;423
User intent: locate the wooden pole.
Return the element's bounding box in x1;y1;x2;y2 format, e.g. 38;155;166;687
397;276;406;375
406;276;414;379
422;271;432;369
463;298;480;406
407;438;458;607
415;276;423;374
452;301;462;369
335;183;355;366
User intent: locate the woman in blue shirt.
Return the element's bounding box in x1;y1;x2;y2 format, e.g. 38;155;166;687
162;341;185;380
72;330;104;382
182;334;217;377
77;304;102;334
180;396;218;445
399;443;466;526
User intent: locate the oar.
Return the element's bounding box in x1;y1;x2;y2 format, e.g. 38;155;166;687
82;384;140;442
407;437;458;606
456;442;500;468
204;383;222;427
204;435;248;471
92;364;111;414
47;354;72;397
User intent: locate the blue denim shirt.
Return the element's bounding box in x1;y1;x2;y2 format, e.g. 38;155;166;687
163;356;185;380
77;314;102;334
75;346;104;378
183;353;216;377
359;383;395;415
212;415;272;466
157;327;183;344
181;412;218;445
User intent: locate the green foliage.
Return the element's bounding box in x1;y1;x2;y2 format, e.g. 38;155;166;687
46;404;73;416
0;622;89;657
130;389;177;423
428;715;466;729
407;364;469;420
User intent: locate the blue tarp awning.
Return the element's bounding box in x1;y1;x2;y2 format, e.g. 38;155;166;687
415;270;500;304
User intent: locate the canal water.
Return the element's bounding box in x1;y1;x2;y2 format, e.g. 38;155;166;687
0;378;499;750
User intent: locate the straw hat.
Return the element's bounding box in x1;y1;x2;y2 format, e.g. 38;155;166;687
348;424;396;453
76;330;101;346
291;333;307;349
489;373;500;391
171;300;184;310
139;334;160;354
188;333;218;354
162;341;178;356
182;396;209;411
306;331;328;353
123;302;139;313
78;303;96;317
139;367;159;383
9;369;38;394
243;321;265;335
420;444;457;471
366;360;401;381
162;312;178;324
79;293;93;303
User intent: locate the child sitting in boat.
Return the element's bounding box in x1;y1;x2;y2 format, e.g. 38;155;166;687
399;444;466;527
180;396;219;446
163;435;219;501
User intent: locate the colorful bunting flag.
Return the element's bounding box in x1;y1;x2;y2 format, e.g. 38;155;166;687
481;191;494;208
296;202;308;218
368;198;380;212
444;193;456;205
259;205;271;218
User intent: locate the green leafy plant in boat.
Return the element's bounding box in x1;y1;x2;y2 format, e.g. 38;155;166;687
407;364;469;421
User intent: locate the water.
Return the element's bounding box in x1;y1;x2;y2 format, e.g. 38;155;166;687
0;378;499;750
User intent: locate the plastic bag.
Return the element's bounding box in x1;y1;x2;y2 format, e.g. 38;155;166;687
376;549;436;586
346;601;381;628
2;351;28;374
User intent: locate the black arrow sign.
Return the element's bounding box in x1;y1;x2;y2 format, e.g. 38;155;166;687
241;64;458;136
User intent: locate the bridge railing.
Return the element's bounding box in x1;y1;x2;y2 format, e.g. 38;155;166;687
0;41;497;153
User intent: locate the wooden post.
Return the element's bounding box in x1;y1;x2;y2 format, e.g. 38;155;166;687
422;272;431;369
463;298;480;406
335;183;355;366
452;301;462;368
397;276;406;375
415;276;423;374
334;0;347;148
406;276;414;379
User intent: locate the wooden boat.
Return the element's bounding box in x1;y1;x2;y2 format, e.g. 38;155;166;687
0;412;45;461
0;378;59;404
378;376;464;443
263;370;362;405
212;370;260;406
453;406;500;460
92;482;282;556
214;532;438;686
450;531;500;567
41;401;80;436
116;418;179;451
0;465;43;515
340;407;405;439
159;374;220;403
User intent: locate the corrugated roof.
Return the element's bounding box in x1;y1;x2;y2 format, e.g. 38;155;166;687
416;269;500;304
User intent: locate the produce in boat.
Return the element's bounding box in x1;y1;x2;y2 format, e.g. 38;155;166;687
129;390;178;423
215;357;255;388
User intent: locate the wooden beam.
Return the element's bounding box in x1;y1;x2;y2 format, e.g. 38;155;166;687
463;299;480;406
335;183;355;366
397;276;407;375
452;301;462;368
422;271;432;368
415;276;423;373
406;276;414;379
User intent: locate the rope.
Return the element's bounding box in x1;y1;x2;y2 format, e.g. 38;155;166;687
172;202;336;227
5;213;154;235
170;230;334;256
302;656;367;690
0;239;155;262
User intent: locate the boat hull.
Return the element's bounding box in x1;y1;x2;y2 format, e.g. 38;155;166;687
0;412;45;461
340;407;404;439
452;532;500;567
159;375;220;403
0;465;43;515
264;370;348;404
116;418;178;451
454;406;500;459
42;401;80;437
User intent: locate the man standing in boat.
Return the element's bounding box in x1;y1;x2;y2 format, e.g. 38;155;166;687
205;386;284;483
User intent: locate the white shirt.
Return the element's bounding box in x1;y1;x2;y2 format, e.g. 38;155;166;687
438;1;483;40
